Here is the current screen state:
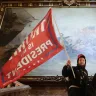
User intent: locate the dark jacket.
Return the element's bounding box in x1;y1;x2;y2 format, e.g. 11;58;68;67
62;65;88;88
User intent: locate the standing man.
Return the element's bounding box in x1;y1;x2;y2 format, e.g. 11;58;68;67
62;54;88;96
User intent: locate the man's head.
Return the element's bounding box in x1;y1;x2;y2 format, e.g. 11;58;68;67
77;54;86;68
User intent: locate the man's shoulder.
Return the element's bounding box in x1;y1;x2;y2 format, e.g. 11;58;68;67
72;66;77;70
72;66;79;71
72;66;77;69
84;68;88;74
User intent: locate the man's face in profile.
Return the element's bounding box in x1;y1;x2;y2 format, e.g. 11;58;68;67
78;58;85;66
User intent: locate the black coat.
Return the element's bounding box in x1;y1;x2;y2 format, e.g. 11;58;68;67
62;65;88;88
